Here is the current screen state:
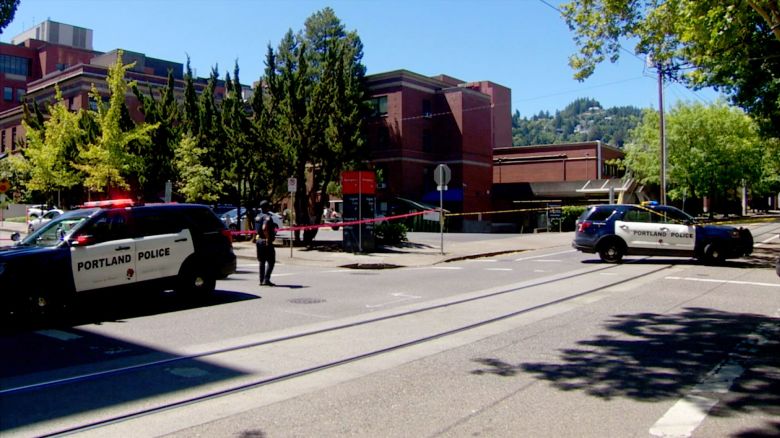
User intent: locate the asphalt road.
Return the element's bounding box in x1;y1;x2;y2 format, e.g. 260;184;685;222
1;227;779;437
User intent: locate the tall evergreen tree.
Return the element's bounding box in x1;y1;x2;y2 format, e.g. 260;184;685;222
132;69;181;200
265;8;368;241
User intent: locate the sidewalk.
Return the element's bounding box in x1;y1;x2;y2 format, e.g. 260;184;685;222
233;229;575;268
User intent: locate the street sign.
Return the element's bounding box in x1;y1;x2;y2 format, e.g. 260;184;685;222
288;177;297;193
434;164;451;186
547;203;562;219
341;171;376;195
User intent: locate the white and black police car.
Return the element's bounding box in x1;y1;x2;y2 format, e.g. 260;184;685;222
573;203;753;264
0;199;236;315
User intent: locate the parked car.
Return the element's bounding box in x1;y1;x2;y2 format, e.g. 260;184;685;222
221;208;286;241
27;204;59;220
220;208;248;231
27;209;64;233
572;203;753;264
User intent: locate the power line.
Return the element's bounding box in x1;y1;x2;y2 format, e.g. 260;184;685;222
516;76;650;102
538;0;715;107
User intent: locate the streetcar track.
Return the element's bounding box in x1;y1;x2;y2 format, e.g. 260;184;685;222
2;257;627;397
6;224;778;399
9;259;674;437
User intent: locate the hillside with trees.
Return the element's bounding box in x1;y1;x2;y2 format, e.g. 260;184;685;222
512;98;642;147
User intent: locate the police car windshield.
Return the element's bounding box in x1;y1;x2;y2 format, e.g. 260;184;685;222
21;209;96;247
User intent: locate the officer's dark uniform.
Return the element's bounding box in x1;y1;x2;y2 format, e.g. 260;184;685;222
255;201;276;286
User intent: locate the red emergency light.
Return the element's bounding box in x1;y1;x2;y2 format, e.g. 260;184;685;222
81;199;135;208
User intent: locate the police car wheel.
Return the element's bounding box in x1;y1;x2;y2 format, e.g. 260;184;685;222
598;240;624;263
176;262;216;297
26;292;65;318
702;243;725;265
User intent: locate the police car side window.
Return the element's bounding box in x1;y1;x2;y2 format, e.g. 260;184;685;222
624;209;652;223
133;209;184;236
84;212;131;243
183;207;224;233
659;208;691;224
588;208;615;221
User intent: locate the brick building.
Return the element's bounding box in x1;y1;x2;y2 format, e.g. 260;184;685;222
0;20;227;157
365;70;511;231
491;141;642;230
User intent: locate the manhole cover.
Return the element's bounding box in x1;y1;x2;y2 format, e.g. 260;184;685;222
288;297;326;304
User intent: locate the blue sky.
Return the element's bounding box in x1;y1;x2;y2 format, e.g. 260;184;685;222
3;0;720;117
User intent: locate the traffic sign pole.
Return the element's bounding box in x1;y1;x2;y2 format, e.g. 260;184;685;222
288;177;297;258
434;164;450;255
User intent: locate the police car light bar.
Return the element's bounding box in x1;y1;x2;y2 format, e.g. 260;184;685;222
82;199;135;208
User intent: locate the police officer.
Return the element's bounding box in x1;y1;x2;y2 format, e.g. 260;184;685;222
255;200;276;286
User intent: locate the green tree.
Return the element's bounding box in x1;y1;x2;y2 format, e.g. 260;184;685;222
76;51;158;195
173;65;226;203
561;0;780;137
0;0;19;34
265;8;368;241
222;62;256;227
132;69;181;200
174;133;220;203
12;86;82;204
622;102;764;209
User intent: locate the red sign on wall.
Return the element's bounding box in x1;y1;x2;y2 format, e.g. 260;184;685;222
341;171;376;195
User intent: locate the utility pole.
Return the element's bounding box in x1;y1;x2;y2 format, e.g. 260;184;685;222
657;63;667;205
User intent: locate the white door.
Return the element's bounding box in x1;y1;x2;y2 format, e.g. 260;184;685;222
134;229;194;282
71;238;136;292
70;212;137;292
615;219;665;251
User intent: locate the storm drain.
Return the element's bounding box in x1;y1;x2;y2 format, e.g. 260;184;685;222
288;297;326;305
340;263;402;270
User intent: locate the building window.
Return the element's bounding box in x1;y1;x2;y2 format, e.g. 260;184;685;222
378;126;389;149
16;88;25;102
422;129;432;153
0;54;31;76
3;87;12;102
368;96;387;117
11;127;16;150
422;99;432;118
0;130;5;153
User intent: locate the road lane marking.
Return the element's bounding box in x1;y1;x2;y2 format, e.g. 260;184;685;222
760;234;778;244
365;292;422;308
485;268;512;271
35;330;82;341
665;276;780;288
407;266;464;271
515;249;575;262
282;309;331;319
650;340;757;437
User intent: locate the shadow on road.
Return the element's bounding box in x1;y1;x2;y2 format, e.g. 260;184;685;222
0;288;259;334
471;307;780;429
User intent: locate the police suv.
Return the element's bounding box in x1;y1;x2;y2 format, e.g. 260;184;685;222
572;203;753;264
0;200;236;315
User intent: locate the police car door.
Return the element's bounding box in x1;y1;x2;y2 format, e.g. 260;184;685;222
655;206;696;254
70;211;137;292
133;208;194;282
614;207;662;252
